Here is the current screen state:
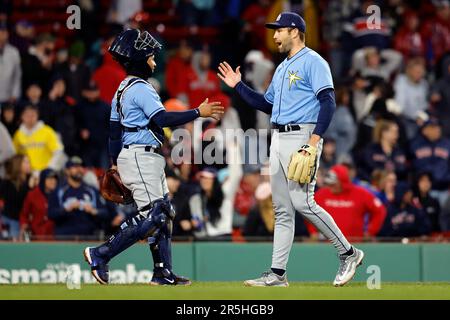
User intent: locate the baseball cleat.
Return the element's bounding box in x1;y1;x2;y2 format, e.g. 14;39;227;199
83;247;109;285
333;247;364;287
244;271;289;287
150;268;192;286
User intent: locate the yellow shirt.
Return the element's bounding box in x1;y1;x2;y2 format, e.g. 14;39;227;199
13;122;63;171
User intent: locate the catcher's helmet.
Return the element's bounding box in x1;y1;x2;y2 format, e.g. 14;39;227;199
108;29;162;63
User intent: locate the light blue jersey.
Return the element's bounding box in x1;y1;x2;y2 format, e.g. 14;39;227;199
264;47;334;125
111;77;165;146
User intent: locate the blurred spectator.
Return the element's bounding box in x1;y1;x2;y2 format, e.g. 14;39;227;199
21;33;55;94
410;119;450;201
19;168;58;240
324;86;357;159
241;50;274;130
421;0;450;67
394;57;429;139
167;168;193;237
322;0;360;77
393;11;426;62
0;121;15;179
12;105;64;172
107;0;142;26
189;142;242;238
430;56;450;138
0;21;21;106
0;154;33;240
320;138;337;171
241;0;271;52
176;0;216;27
379;183;431;237
378;171;398;206
360;120;407;181
0;104;18;135
57;41;91;104
243;181;274;237
22;83;43;108
187;49;222;108
9;20;35;55
351;47;403;82
92;39;127;104
46;78;78;157
308;165;386;239
234;164;261;227
188;167;224;238
342;0;393;52
413;172;441;233
165;39;193;102
76;80;110;169
48;156;107;237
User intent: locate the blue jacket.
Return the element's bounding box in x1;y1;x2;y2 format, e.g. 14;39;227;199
410;135;450;190
48;182;107;236
360;143;408;180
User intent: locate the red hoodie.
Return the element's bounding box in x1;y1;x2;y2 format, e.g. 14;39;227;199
93;53;127;104
308;165;386;238
19;187;54;237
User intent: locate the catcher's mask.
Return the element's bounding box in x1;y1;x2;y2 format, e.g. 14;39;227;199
109;29;162;63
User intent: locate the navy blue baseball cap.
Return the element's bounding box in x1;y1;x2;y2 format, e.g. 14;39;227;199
265;12;306;32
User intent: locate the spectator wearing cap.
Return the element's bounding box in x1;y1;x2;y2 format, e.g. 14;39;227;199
9;20;35;55
378;183;431;237
48;157;107;237
56;40;91;104
410;119;450;205
189;141;243;238
12;105;65;172
75;80;110;169
234;164;261;224
19;168;58;240
0;21;21;106
307;164;386;239
21;32;55;94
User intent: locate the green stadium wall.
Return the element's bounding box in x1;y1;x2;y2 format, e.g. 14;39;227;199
0;242;449;284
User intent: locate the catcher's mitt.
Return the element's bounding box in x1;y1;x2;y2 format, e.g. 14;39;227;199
287;144;318;184
100;169;133;204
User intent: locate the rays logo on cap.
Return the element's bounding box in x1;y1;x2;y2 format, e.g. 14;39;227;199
276;14;281;21
291;22;296;26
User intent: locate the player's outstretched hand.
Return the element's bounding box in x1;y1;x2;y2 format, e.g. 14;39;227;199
198;98;224;120
217;61;241;88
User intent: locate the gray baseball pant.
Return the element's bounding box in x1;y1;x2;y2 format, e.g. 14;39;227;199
270;124;351;270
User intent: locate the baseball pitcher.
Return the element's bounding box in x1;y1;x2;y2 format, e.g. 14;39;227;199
218;12;364;287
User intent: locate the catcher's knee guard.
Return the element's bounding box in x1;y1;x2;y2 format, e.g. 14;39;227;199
95;199;169;261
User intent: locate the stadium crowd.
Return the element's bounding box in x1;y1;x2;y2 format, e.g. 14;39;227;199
0;0;450;242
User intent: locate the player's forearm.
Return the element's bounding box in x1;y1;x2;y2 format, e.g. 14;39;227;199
109;121;123;166
152;109;199;128
312;88;336;137
235;81;273;114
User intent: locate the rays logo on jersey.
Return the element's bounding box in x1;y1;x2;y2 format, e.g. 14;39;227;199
287;71;302;90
